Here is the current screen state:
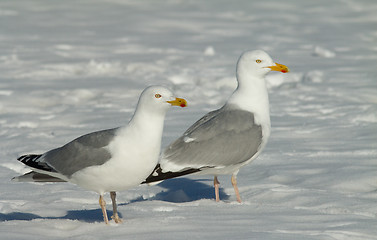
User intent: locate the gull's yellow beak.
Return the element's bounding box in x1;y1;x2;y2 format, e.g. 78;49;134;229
266;62;290;73
167;98;187;108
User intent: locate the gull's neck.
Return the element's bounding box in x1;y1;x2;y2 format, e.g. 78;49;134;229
227;71;271;128
119;107;166;148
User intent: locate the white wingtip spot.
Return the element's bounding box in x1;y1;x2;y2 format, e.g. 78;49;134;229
183;136;195;143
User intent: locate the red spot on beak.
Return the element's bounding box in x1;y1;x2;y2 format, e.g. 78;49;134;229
267;62;290;73
167;97;187;107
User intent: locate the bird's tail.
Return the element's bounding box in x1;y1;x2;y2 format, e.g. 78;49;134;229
12;171;67;182
142;164;201;184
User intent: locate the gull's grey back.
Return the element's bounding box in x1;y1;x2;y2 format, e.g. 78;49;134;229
162;105;263;168
44;128;119;176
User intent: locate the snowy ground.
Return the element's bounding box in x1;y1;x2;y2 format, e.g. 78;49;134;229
1;0;377;239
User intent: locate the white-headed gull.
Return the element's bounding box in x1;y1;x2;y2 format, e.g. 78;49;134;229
143;50;289;203
13;85;187;224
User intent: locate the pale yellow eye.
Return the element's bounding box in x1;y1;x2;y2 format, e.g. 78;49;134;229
256;59;262;63
155;93;162;98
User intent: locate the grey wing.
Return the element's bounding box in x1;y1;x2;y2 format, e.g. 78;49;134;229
42;128;119;177
162;107;263;169
183;108;222;134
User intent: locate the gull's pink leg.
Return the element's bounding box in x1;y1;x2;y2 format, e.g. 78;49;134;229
214;176;220;202
99;195;109;224
110;191;123;223
231;175;242;203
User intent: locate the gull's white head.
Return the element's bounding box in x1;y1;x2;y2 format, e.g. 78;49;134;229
228;50;289;113
236;50;289;80
136;86;187;114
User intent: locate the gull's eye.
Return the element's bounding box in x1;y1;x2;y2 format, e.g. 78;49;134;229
155;93;162;98
256;59;262;63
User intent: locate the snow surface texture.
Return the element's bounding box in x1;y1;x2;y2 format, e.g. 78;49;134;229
1;0;377;239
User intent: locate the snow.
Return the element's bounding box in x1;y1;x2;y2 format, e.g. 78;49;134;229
1;0;377;239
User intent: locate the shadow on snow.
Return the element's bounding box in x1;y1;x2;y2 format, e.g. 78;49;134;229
1;177;229;223
0;209;113;223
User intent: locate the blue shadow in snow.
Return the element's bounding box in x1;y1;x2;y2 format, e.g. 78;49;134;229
1;177;229;222
0;209;121;223
145;177;230;203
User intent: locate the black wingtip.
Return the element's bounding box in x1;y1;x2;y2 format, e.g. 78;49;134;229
142;164;201;184
17;154;56;172
17;154;42;162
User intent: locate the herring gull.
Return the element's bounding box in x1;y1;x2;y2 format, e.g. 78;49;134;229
143;50;289;203
13;85;187;224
